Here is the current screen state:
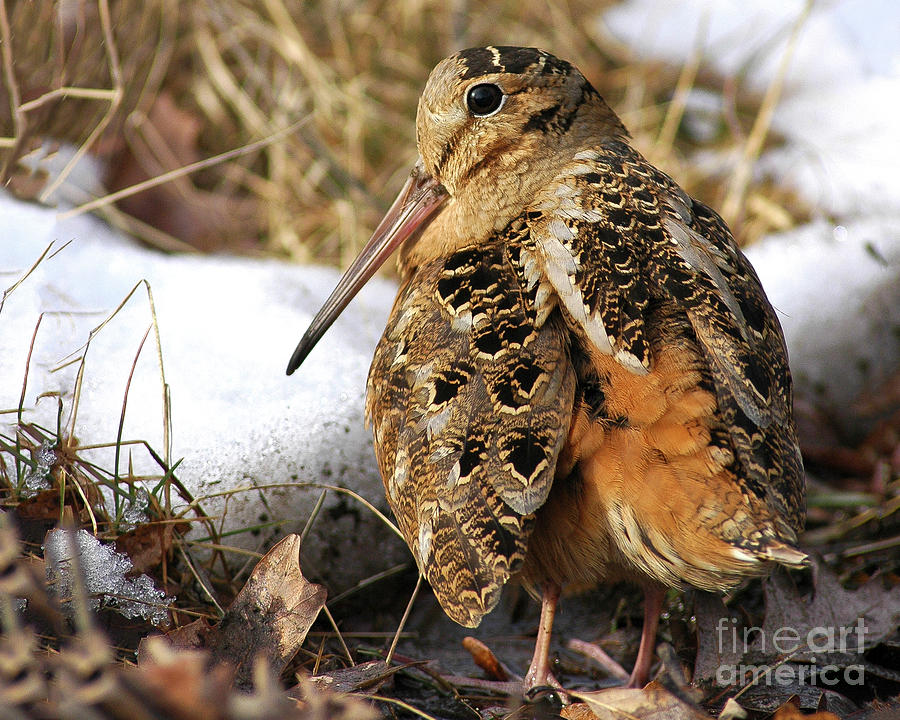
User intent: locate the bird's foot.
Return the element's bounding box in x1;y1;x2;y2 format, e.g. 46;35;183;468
436;670;563;700
567;638;632;684
567;637;656;688
437;673;524;696
567;586;664;687
523;581;563;695
524;664;564;695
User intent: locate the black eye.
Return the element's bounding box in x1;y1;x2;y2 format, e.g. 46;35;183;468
466;84;504;116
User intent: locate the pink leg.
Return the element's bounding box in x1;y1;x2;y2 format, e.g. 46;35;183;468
524;581;561;690
628;585;665;688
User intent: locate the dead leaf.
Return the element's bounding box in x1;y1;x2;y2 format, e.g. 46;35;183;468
694;592;744;683
771;702;840;720
561;703;601;720
571;682;709;720
303;660;404;695
14;485;100;526
116;520;187;574
754;559;900;664
292;677;379;720
105;92;259;251
733;681;858;717
696;557;900;702
137;617;215;663
208;534;327;689
127;635;234;720
462;636;509;681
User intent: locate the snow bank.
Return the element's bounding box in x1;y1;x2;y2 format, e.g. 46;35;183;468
1;200;407;589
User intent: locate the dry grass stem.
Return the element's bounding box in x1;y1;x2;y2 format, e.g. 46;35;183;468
1;0;812;256
386;573;422;666
721;0;812;227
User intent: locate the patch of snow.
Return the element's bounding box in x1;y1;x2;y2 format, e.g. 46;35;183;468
1;196;407;589
603;0;897;91
603;0;900;216
22;440;56;498
44;527;173;626
18;142;107;205
747;218;900;428
760;75;900;217
119;487;152;532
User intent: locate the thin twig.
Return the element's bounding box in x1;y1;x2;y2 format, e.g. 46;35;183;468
185;481;403;540
654;14;708;158
57;117;310;219
328;562;410;605
0;0;25;178
0;241;71;316
18;86;120;113
370;694;440;720
114;326;152;505
299;489;328;546
320;604;354;666
62;281;149;440
178;543;224;616
15;314;45;485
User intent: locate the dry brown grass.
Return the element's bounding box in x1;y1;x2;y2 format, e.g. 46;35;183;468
0;0;810;264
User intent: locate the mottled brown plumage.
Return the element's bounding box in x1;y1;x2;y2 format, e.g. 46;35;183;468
287;46;806;690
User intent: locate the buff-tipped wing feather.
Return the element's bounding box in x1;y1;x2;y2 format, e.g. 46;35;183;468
366;242;575;626
521;139;805;547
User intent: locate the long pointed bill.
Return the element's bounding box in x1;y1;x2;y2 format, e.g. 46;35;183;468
286;160;447;375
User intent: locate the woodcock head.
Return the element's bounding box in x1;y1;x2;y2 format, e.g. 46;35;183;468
286;46;627;371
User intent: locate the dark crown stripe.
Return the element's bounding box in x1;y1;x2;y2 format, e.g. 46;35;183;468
458;46;572;80
492;47;544;74
459;47;502;79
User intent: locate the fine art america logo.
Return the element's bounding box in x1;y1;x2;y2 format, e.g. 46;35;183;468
715;617;868;686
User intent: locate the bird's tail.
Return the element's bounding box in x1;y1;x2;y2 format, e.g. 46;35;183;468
761;540;809;568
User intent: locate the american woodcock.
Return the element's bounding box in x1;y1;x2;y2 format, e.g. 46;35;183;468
286;46;807;690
